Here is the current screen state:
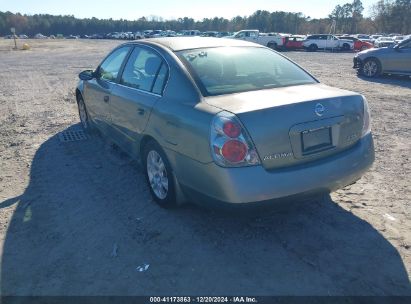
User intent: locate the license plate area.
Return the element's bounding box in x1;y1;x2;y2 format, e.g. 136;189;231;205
301;127;333;155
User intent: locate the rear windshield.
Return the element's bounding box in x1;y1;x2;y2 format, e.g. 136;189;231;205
177;47;316;96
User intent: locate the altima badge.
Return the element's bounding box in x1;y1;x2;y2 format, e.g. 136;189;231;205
263;152;293;161
315;103;325;117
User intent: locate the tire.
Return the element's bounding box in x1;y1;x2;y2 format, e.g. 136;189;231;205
342;43;350;51
143;140;177;208
77;94;91;131
267;42;278;50
361;58;381;78
308;44;318;52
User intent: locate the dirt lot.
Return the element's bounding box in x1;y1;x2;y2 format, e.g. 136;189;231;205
0;39;410;296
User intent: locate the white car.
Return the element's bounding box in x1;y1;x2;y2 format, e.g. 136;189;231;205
34;33;48;39
393;36;405;43
303;34;354;51
230;30;286;50
374;37;395;48
133;32;143;39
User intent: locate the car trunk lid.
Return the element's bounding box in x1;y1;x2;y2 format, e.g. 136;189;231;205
205;83;365;169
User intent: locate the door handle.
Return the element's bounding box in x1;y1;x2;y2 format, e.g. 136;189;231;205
137;108;145;115
103;95;109;103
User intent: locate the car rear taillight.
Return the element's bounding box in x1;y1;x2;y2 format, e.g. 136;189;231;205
210;111;260;167
222;140;248;163
223;121;241;138
361;96;371;137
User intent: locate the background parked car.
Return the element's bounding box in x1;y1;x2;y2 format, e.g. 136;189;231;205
303;34;354;51
202;31;219;37
283;35;305;50
341;36;373;51
374;37;395;48
354;37;411;77
34;33;48;39
161;30;177;37
217;32;231;37
230;29;286;50
393;35;405;43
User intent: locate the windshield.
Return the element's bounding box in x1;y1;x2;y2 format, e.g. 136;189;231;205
178;47;317;96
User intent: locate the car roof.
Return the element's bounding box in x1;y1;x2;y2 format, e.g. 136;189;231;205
138;37;262;51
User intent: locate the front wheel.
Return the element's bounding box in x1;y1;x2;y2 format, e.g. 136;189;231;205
361;58;381;78
77;95;90;130
342;43;350;51
143;141;177;208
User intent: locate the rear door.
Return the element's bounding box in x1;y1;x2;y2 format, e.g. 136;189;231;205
109;45;169;149
84;46;131;132
326;35;339;49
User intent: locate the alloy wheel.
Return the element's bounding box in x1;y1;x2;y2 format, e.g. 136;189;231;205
363;60;378;77
146;150;169;200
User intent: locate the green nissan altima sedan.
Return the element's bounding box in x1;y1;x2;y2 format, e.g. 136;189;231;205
76;37;374;208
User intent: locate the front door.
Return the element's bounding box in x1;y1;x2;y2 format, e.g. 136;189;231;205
83;46;131;132
387;40;411;73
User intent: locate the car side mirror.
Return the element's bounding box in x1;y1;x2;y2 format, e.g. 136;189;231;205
79;70;95;81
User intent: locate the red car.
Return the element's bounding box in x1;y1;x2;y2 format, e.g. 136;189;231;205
284;36;305;50
343;37;373;51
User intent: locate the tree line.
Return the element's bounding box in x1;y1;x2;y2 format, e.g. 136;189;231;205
0;0;410;36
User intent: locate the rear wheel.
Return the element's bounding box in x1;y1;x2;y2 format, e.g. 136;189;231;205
361;58;381;78
143;141;177;208
267;42;278;50
308;44;318;52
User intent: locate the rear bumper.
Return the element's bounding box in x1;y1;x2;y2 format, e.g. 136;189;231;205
166;133;374;205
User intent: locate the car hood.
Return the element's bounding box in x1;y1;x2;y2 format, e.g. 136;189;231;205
357;46;393;57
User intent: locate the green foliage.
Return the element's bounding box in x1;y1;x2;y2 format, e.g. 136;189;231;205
371;0;411;33
0;10;309;36
0;1;409;37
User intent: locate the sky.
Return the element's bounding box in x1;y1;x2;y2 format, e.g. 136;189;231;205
0;0;376;20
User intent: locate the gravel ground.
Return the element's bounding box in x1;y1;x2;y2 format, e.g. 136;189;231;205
0;39;410;296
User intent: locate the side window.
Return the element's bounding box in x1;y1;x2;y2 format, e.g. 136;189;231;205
99;46;130;82
249;32;258;38
120;47;167;94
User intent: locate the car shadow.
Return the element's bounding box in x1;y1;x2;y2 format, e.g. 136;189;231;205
357;74;411;89
1;125;410;296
